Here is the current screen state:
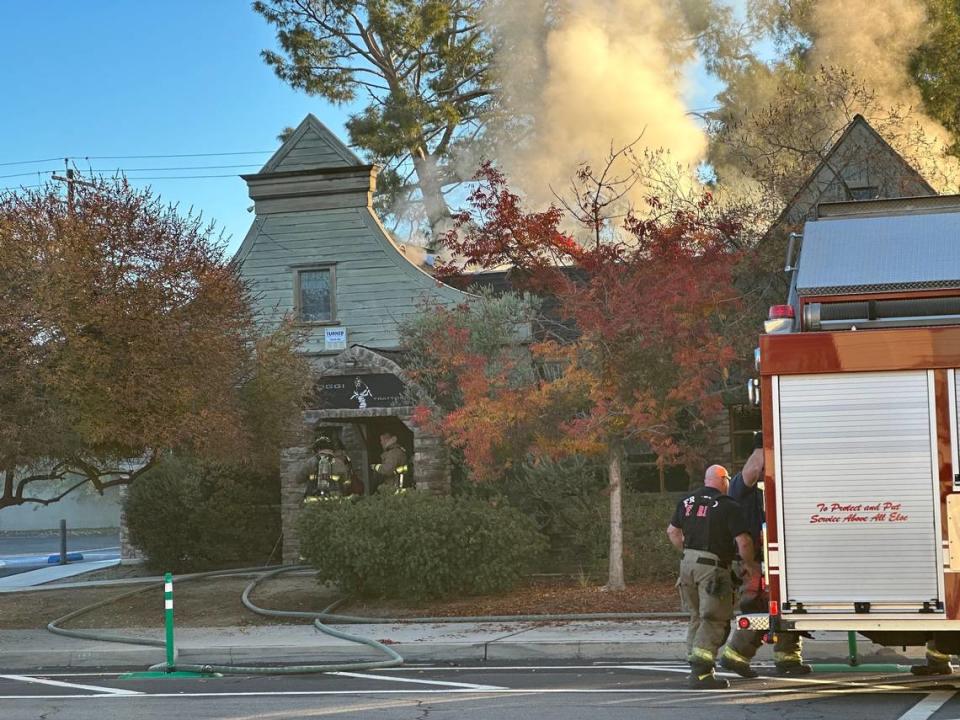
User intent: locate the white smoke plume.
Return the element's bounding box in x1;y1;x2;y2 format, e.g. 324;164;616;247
806;0;958;189
809;0;928;109
485;0;710;207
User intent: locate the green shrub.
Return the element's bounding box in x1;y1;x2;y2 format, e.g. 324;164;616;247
125;456;280;572
466;458;682;582
621;491;685;582
297;492;547;600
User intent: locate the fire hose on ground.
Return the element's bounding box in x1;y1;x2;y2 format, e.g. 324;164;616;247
45;564;688;676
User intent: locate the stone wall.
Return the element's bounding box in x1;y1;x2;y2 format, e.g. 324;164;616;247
280;345;451;564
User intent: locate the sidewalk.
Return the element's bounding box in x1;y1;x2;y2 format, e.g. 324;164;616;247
0;560;926;671
0;620;923;671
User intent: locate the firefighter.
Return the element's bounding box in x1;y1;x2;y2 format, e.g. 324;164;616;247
370;431;409;494
667;465;759;689
304;431;351;501
719;434;811;677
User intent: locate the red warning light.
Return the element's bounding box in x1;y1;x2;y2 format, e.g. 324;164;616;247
769;600;779;616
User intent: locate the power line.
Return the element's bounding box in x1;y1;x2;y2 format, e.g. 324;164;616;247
0;184;43;191
124;174;248;180
87;163;261;172
84;150;273;160
0;156;63;168
0;149;272;168
0;170;55;180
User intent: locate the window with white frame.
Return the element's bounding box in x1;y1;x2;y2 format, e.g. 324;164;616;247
295;266;336;323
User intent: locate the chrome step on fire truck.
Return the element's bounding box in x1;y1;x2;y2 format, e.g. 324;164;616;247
746;194;960;653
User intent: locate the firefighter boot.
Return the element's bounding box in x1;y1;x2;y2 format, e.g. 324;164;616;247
911;643;953;676
719;647;759;678
774;662;812;676
688;661;730;689
911;662;953;676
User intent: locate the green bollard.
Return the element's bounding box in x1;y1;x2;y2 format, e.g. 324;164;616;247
848;631;859;666
164;572;175;671
120;572;219;679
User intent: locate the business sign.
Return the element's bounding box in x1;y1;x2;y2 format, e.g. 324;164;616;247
315;374;408;409
324;327;348;350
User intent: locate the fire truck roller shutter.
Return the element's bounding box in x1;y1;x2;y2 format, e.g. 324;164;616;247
776;370;942;609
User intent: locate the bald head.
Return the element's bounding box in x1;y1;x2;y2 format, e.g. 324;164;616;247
704;464;732;493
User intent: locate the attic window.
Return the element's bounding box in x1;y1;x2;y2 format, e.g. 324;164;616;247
295;266;336;323
849;186;879;201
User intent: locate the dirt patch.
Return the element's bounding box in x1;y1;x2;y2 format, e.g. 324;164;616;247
0;573;679;630
344;577;680;619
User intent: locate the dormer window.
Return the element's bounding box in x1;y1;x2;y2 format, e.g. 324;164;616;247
849;186;879;201
295;266;336;323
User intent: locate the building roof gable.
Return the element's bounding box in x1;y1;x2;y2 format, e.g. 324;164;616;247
767;114;936;235
259;114;363;174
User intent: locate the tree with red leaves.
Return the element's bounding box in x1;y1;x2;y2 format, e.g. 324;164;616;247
427;154;746;590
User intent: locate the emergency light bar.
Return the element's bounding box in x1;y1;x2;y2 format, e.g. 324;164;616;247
764;305;795;334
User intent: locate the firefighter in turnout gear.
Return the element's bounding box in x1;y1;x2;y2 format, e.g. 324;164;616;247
668;465;758;689
304;430;351;501
719;434;810;677
371;431;409;494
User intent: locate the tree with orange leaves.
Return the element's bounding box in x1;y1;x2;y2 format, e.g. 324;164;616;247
0;179;310;510
421;156;746;590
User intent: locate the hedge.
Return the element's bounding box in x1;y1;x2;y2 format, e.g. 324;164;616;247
465;457;683;582
298;492;547;600
125;456;280;572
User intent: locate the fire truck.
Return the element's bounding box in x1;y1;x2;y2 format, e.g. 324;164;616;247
749;194;960;653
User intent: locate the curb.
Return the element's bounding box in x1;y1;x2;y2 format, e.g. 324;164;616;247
0;638;917;671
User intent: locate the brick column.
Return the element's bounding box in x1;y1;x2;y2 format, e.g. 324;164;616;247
411;425;450;495
280;444;313;565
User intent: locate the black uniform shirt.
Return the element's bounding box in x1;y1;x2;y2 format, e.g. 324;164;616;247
670;487;749;564
729;472;764;560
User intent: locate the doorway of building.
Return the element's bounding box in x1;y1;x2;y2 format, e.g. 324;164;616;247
312;418;414;495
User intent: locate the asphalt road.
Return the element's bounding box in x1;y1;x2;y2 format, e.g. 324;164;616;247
1;662;958;720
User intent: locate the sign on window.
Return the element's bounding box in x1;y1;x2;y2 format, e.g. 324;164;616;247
324;327;347;350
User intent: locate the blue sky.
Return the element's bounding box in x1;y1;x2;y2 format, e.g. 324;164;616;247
0;2;723;253
0;1;353;253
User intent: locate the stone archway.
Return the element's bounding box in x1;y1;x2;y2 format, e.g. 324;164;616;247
279;345;449;563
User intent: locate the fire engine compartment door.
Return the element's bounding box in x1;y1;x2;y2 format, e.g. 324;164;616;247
775;370;943;610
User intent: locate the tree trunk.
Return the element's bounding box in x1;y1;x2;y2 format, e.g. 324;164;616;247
2;465;14;504
607;443;626;591
410;150;451;244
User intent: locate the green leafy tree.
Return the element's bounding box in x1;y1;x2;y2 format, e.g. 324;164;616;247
910;0;960;157
254;0;494;239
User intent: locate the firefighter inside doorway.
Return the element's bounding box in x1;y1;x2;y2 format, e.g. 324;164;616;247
303;426;361;500
370;428;411;494
358;418;414;495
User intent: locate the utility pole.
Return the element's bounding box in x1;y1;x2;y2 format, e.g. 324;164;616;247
51;158;95;214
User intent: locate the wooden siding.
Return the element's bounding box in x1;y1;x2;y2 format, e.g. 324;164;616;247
236;114;470;354
783;119;935;227
236;204;467;352
260;114;362;173
272;130;354;171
